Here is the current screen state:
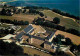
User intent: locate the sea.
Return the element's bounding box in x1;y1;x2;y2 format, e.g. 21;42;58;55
6;0;79;16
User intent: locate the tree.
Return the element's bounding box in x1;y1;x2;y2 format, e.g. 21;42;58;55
13;8;17;13
65;38;72;45
70;44;78;52
6;9;12;16
3;4;7;7
23;9;26;13
9;29;14;34
55;25;65;31
24;21;29;25
36;17;45;22
0;40;24;55
56;34;65;39
36;20;44;25
17;9;22;14
7;9;11;13
1;8;6;15
53;17;60;24
77;45;80;52
39;12;44;17
52;9;80;20
53;34;65;45
4;29;9;34
66;29;80;36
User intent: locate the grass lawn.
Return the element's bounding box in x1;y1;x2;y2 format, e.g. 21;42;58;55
22;46;52;56
42;10;80;31
0;10;79;31
0;14;40;31
0;14;40;23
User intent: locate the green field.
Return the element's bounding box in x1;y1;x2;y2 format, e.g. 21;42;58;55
0;14;40;23
0;14;40;31
42;10;80;31
0;10;80;31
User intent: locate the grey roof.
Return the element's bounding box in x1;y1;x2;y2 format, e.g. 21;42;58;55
24;25;34;34
31;35;44;41
25;34;44;41
49;32;55;39
52;46;54;49
46;32;55;40
16;32;24;39
44;41;52;45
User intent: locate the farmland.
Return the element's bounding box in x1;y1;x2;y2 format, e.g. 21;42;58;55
22;46;52;56
41;10;80;31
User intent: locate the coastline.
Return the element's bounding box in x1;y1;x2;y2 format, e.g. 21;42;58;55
1;3;79;20
14;6;80;20
6;0;79;17
52;11;76;21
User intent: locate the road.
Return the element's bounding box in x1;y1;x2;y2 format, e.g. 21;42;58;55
60;46;75;56
16;42;49;54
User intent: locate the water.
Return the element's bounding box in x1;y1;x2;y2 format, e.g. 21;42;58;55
6;0;79;16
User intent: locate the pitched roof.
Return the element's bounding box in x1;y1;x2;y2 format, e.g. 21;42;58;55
31;24;46;33
49;32;55;39
46;32;55;40
24;24;34;34
31;35;44;41
16;32;24;39
44;41;52;45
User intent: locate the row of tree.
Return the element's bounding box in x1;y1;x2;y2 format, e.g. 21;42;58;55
0;8;26;15
70;44;80;56
0;28;14;34
33;17;80;36
29;9;44;17
0;8;13;16
23;6;49;10
13;8;44;17
0;40;43;56
0;40;24;55
0;19;29;25
1;6;45;17
53;34;80;56
52;9;80;20
53;34;72;45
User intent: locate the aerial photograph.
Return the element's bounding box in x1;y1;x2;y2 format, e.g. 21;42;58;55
0;0;80;56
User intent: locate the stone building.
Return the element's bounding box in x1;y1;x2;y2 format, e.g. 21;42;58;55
29;35;44;45
44;41;56;52
15;24;57;53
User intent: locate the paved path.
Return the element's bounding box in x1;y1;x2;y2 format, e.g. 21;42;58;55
16;42;49;54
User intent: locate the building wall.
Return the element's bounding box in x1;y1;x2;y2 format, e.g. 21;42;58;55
30;31;35;35
30;38;44;46
49;34;56;42
22;35;29;39
29;38;31;44
44;43;51;50
44;43;55;52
